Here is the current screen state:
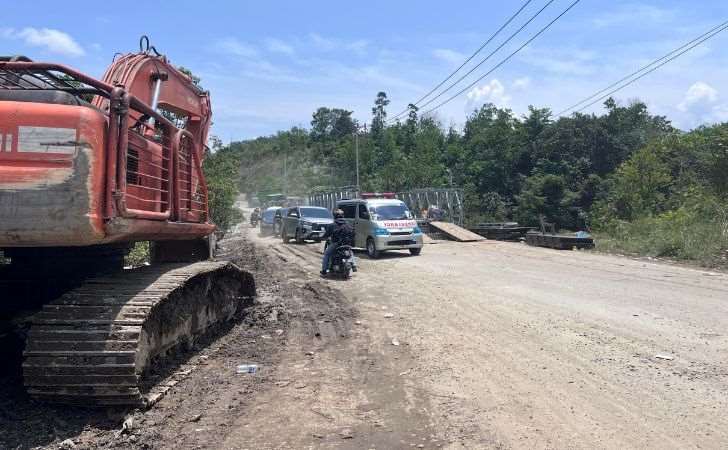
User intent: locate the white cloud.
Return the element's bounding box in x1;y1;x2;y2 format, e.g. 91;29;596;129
432;48;466;64
512;77;531;89
674;81;728;126
217;38;258;58
265;38;294;55
1;27;85;57
466;79;511;108
678;81;718;111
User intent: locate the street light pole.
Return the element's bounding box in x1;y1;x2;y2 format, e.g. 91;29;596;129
283;153;287;196
354;129;360;194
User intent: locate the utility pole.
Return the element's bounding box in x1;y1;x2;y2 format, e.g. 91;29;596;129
283;153;287;196
354;129;360;194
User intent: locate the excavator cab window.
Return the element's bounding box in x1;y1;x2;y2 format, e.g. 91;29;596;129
159;106;189;130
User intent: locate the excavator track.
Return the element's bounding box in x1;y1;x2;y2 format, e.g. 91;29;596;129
22;261;254;407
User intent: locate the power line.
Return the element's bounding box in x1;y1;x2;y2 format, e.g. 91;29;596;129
389;0;535;120
421;0;581;117
390;0;557;123
558;20;728;116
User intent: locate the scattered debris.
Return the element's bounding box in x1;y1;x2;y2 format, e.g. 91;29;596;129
384;313;394;318
655;354;675;361
305;351;315;356
189;414;202;422
261;334;272;339
391;338;400;346
340;428;354;439
115;416;134;438
236;364;259;374
59;439;76;449
275;329;284;335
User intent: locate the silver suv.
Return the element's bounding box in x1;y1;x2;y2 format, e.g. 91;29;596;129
280;206;334;243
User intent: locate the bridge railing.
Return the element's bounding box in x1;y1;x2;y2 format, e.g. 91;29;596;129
308;186;464;226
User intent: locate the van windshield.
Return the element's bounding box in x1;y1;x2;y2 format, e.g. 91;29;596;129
371;204;412;221
300;207;332;219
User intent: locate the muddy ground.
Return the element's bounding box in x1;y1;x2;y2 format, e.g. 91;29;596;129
1;229;437;450
2;213;728;449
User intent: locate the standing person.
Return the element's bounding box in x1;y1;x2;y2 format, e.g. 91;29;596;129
320;208;354;276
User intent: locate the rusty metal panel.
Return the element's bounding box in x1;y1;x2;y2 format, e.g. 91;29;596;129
0;102;107;247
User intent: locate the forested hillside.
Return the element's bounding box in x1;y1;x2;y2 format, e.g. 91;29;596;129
203;92;728;267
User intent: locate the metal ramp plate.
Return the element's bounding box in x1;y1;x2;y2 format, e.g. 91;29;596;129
429;221;486;242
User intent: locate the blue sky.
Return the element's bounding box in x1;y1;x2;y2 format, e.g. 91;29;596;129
4;1;728;140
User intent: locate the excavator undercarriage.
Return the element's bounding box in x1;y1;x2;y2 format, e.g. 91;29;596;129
23;260;254;406
0;243;254;407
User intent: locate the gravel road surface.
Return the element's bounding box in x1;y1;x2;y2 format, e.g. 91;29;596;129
253;226;728;449
2;218;726;449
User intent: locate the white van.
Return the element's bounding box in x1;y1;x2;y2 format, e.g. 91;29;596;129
336;194;423;258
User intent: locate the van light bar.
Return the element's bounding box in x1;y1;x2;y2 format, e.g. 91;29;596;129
361;192;395;199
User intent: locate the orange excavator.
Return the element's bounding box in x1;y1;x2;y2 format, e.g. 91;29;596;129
0;37;252;406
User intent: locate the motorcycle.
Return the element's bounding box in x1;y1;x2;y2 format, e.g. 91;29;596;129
324;242;356;279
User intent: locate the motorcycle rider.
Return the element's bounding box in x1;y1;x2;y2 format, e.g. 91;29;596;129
250;207;261;226
320;208;354;276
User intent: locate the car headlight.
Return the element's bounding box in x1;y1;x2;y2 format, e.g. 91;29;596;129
374;227;390;236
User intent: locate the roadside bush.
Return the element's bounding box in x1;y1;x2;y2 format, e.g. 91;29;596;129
203;146;243;231
595;195;728;267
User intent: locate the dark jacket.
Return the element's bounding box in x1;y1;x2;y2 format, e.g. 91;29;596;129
323;218;354;246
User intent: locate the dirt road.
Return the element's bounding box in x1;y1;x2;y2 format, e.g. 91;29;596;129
2;221;727;449
246;226;728;449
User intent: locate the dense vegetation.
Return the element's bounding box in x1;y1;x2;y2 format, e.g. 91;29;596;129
202;137;244;231
202;92;728;267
